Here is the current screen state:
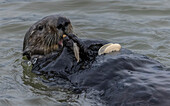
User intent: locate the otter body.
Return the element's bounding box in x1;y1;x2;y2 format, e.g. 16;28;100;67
23;15;170;106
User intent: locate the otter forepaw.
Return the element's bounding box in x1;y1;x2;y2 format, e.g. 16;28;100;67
62;34;80;62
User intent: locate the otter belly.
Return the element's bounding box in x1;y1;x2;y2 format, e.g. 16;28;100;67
31;39;170;106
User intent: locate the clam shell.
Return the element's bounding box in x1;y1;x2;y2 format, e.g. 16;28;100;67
98;43;121;55
73;42;80;62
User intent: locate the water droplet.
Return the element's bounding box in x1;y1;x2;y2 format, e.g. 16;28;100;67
32;58;37;64
27;61;32;66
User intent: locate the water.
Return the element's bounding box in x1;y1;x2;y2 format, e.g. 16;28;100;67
0;0;170;105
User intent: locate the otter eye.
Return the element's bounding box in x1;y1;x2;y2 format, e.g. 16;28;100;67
57;24;63;30
38;25;43;31
65;22;70;27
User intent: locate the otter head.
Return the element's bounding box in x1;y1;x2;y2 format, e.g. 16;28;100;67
23;15;73;60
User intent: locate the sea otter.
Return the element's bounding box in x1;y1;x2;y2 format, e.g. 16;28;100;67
23;15;170;106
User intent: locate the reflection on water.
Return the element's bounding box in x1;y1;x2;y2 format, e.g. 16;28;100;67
0;0;170;105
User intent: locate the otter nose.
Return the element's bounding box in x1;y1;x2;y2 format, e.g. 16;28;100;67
57;17;70;31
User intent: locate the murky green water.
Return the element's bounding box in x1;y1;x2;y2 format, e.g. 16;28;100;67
0;0;170;105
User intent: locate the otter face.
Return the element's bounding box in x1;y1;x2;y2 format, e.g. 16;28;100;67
23;15;73;59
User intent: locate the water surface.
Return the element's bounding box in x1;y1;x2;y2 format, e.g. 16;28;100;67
0;0;170;105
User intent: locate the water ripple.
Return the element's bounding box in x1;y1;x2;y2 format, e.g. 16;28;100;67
0;0;169;105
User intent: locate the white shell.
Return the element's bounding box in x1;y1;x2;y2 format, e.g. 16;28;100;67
73;42;80;62
98;43;121;55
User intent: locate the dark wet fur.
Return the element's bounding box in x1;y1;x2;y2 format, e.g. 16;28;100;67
23;15;170;106
31;35;170;106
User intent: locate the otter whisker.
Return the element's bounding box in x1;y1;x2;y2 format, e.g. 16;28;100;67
53;33;57;45
52;35;56;50
50;35;53;46
43;34;51;54
43;35;48;45
48;35;52;51
49;35;54;52
55;34;57;49
43;35;49;54
52;34;56;46
46;35;52;53
41;33;59;54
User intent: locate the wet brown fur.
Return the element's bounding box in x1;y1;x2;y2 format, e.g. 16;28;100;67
23;15;73;59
